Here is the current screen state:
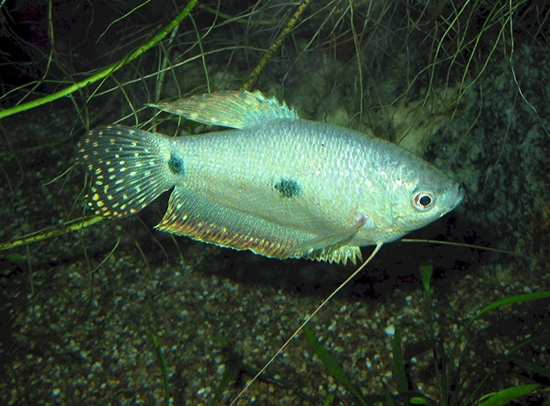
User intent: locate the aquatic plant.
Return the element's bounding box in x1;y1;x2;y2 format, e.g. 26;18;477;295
296;264;550;405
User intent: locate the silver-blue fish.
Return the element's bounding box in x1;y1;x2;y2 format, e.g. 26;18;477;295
77;91;464;263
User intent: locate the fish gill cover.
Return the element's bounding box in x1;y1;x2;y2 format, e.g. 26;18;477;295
0;0;549;405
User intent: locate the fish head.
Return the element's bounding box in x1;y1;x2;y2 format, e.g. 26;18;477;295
383;166;464;241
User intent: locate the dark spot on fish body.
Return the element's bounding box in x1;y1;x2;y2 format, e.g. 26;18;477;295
274;178;301;198
168;153;185;175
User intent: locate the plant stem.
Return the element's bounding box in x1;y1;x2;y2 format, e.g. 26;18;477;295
0;0;199;121
242;0;312;91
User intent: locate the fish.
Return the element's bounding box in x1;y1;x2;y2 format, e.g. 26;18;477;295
77;90;464;264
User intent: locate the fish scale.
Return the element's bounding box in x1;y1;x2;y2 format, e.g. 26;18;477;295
77;90;464;263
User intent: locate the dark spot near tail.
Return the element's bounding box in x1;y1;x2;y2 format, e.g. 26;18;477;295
168;153;185;175
274;178;301;198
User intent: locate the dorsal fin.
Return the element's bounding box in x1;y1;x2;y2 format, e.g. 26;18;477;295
149;90;299;129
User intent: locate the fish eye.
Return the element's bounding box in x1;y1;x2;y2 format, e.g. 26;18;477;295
412;191;435;211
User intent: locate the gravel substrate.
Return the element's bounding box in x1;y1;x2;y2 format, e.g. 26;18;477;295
1;213;549;405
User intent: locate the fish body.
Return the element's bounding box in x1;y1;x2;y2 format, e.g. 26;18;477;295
77;91;463;263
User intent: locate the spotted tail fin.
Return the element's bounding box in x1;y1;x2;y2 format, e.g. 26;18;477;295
77;125;175;218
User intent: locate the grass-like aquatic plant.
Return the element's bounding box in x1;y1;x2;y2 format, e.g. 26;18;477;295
299;263;550;405
149;326;171;405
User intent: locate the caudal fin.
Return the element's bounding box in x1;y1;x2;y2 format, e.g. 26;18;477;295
77;125;175;218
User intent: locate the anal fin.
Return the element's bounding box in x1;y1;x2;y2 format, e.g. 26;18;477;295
155;187;303;259
156;187;368;264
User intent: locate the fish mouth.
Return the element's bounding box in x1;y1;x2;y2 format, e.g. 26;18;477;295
437;183;464;218
450;183;465;210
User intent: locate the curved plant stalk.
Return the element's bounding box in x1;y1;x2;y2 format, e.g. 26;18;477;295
241;0;313;91
0;0;199;121
0;216;103;251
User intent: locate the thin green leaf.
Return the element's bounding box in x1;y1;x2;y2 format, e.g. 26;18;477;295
448;292;550;383
149;327;170;405
303;324;370;406
392;326;408;395
323;393;336;406
209;334;231;348
383;382;395;406
7;253;25;263
507;332;550;355
477;384;539;406
466;292;550;329
208;336;238;406
506;357;550;379
419;262;433;298
404;339;436;360
410;397;430;405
